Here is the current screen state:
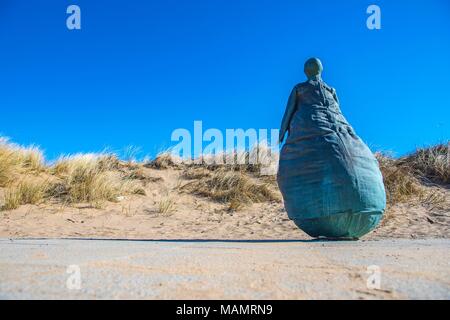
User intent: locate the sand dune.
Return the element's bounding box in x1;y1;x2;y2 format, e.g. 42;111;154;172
0;139;449;240
1;164;448;240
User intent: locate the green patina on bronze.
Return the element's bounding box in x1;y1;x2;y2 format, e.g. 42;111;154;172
277;58;386;239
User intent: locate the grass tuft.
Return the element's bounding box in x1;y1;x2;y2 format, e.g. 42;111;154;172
2;178;49;210
376;152;424;204
146;152;181;169
158;197;176;214
402;142;450;185
51;154;144;206
0;138;45;187
181;169;279;210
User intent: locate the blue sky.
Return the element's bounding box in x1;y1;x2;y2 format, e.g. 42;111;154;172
0;0;449;159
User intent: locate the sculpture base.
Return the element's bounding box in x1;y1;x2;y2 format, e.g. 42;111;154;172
293;211;383;239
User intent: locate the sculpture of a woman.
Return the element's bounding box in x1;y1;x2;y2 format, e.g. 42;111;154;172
277;58;386;239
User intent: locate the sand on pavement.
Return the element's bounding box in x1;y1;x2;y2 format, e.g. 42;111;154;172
0;238;449;299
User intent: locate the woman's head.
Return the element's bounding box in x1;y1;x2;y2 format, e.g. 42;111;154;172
304;58;323;79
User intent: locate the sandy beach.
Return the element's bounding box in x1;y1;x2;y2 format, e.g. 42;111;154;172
1;165;448;240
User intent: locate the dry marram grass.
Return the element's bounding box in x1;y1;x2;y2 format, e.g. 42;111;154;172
1;136;448;214
376;153;424;204
181;169;280;210
0;141;146;210
402;143;450;184
158;197;176;214
2;178;49;210
52;154;145;206
0;138;45;187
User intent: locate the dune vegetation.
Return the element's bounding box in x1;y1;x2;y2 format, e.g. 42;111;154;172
0;136;448;213
375;144;449;206
0;138;145;210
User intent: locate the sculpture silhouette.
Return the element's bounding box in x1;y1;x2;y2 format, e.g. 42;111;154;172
277;58;386;239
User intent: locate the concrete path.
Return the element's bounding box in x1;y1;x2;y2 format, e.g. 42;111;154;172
0;238;449;299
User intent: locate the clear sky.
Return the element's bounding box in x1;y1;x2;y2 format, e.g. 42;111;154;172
0;0;449;159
